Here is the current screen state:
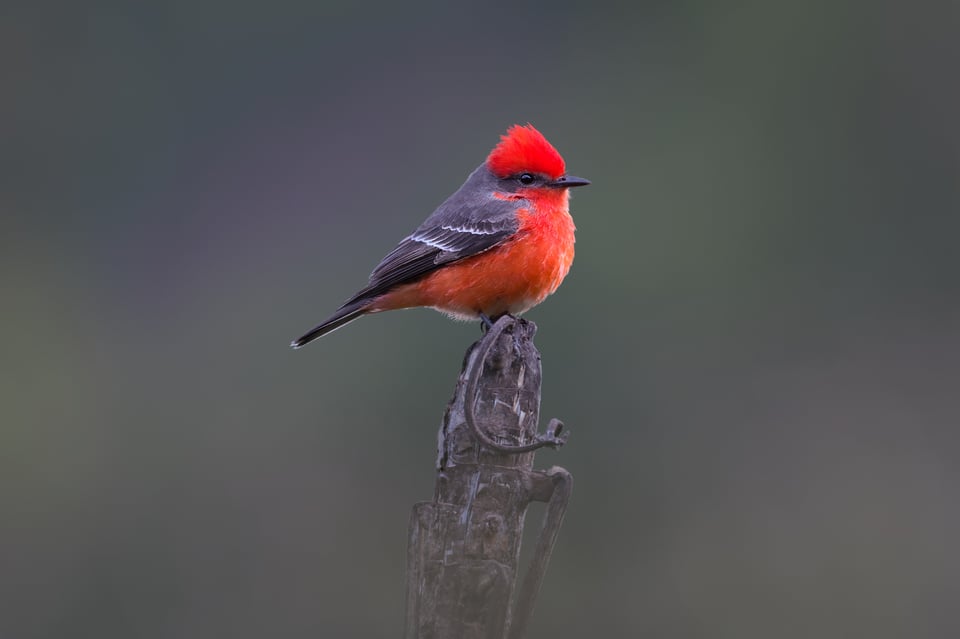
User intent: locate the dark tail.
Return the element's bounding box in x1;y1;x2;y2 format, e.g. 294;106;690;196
290;301;369;349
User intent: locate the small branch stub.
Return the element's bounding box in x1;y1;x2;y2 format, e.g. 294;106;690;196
405;316;573;639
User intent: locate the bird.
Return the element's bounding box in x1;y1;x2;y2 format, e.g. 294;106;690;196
291;123;589;349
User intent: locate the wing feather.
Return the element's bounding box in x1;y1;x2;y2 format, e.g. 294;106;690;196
340;165;521;307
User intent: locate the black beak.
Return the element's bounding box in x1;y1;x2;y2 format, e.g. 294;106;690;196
548;174;591;188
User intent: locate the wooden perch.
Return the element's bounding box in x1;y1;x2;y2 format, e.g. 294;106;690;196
405;316;573;639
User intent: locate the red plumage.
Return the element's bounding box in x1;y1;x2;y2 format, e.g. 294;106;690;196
291;123;589;348
486;124;566;180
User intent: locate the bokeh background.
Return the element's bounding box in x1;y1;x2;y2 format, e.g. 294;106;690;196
4;1;959;637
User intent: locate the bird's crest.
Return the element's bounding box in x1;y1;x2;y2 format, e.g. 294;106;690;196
486;124;565;180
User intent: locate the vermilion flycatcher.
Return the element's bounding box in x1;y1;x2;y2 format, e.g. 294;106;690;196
291;124;589;348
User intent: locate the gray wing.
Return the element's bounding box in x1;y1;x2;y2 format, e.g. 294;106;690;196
341;165;521;307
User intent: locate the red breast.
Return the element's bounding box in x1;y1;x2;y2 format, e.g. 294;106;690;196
373;190;575;318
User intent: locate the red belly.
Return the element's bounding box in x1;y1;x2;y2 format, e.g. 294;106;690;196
373;208;575;318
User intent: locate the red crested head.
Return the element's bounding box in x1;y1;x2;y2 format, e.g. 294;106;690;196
486;124;566;181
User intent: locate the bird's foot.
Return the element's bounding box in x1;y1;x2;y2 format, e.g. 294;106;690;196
479;312;495;333
479;312;522;334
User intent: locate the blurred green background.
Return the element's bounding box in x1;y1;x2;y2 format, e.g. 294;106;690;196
3;1;959;637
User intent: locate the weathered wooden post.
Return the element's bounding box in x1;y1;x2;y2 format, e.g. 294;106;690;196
405;315;573;639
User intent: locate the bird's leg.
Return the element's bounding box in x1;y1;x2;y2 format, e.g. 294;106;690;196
478;312;495;333
479;312;517;331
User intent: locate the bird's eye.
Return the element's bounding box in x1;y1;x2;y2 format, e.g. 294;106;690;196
518;173;536;185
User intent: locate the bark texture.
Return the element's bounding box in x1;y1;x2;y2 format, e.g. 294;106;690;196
405;316;572;639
